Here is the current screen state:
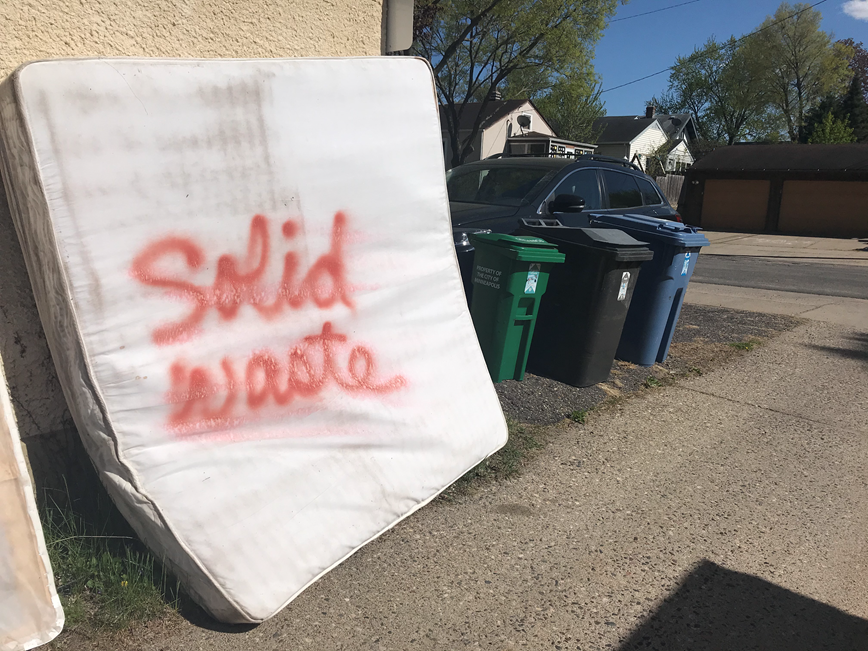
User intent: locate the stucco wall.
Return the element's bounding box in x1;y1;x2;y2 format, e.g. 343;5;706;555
1;0;385;81
1;0;386;490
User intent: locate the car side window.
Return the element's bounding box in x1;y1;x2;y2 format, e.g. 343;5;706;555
602;170;643;209
636;177;664;206
546;169;601;211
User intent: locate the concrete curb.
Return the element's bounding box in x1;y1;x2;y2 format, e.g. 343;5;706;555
686;282;868;328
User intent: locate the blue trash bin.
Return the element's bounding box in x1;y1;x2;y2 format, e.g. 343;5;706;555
589;213;710;366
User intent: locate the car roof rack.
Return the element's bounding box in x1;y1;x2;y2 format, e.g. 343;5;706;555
576;154;642;171
483;152;645;174
490;151;643;172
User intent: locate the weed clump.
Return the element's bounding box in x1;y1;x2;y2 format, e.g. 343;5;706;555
569;409;589;424
41;491;181;630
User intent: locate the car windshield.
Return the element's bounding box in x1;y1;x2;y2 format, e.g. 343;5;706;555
446;165;555;207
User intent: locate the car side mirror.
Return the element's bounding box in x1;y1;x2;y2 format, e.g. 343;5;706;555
549;193;586;213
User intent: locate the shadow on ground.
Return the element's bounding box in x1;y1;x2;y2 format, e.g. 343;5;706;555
618;560;868;651
806;332;868;365
176;604;257;633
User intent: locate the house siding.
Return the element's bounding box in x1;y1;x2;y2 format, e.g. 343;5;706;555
481;102;555;160
628;123;669;167
667;140;694;171
442;101;556;166
444;130;483;166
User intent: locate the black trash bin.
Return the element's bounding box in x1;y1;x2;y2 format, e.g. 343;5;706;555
516;219;654;387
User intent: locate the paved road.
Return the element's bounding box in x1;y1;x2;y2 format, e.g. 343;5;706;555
693;255;868;300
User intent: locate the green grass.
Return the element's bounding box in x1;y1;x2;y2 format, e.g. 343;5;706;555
729;340;761;351
40;490;182;630
643;376;663;388
569;409;590;424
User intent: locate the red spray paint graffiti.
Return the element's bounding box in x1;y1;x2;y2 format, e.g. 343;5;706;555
167;322;405;434
130;212;407;435
131;212;354;345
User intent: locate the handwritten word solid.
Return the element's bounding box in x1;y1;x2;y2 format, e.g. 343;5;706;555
131;212;353;345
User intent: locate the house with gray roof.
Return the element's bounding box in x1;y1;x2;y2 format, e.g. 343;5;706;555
592;107;698;173
439;99;596;167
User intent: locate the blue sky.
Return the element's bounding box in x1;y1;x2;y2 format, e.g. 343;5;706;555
595;0;868;117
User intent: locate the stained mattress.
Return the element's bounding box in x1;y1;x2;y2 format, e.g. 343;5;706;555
0;356;64;650
0;57;507;623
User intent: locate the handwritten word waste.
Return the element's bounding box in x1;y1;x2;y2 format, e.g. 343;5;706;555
131;212;405;434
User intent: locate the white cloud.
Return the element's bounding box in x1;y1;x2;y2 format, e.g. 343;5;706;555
843;0;868;20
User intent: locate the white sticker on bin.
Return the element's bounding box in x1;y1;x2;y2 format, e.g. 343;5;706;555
617;271;630;301
525;263;541;294
681;252;691;276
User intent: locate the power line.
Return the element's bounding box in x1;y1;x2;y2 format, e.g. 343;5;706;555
601;0;831;94
610;0;705;24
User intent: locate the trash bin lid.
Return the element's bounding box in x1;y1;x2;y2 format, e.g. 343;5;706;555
588;213;710;248
470;232;566;263
516;226;653;262
555;227;648;249
470;232;559;249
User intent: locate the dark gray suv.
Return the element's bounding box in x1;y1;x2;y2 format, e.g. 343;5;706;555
448;154;680;292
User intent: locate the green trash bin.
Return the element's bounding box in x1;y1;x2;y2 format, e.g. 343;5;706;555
468;233;565;382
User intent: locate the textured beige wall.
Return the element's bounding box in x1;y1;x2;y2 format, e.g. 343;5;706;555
1;0;385;80
0;0;386;489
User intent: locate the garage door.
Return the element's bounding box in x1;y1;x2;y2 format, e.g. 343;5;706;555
779;181;868;237
701;180;769;230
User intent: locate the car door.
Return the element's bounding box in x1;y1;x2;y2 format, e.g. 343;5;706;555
598;169;644;216
597;169;677;219
539;168;602;227
634;175;678;218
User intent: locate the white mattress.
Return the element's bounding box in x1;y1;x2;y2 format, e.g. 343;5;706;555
0;57;507;623
0;356;64;650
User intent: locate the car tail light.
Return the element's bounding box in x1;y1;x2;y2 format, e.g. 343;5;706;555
673;212;683;223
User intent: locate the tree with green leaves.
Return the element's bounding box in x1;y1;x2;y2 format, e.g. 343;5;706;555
751;3;852;142
805;76;868;144
802;94;842;142
837;38;868;103
532;77;605;144
840;76;868;142
653;37;778;145
807;111;856;144
412;0;618;167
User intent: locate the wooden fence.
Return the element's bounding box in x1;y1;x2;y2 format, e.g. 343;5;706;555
655;174;684;208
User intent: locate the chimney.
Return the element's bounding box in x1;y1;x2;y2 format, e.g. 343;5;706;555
645;105;656;119
488;87;502;101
